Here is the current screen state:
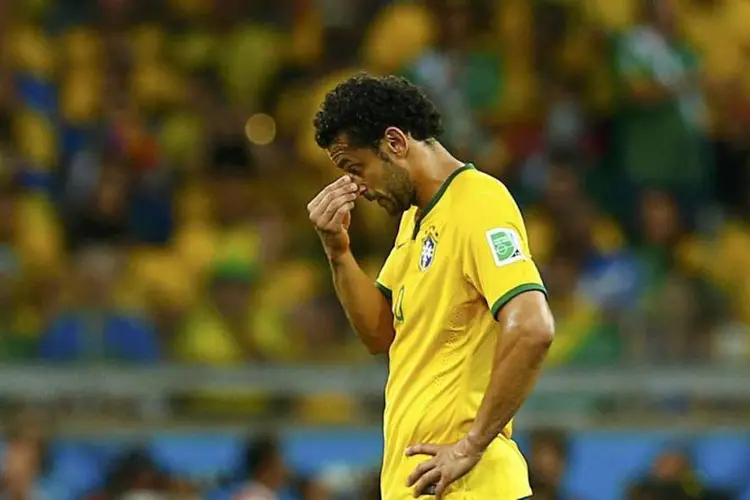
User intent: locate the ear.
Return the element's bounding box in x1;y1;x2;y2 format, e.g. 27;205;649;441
383;127;409;157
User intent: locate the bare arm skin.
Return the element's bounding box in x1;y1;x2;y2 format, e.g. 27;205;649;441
329;251;395;354
308;176;396;354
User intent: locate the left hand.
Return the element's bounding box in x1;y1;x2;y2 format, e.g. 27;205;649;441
405;437;484;498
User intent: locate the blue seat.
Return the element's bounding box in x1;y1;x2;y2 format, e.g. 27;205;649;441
564;432;665;500
15;74;57;114
284;429;383;475
49;441;106;496
148;434;244;480
692;433;750;490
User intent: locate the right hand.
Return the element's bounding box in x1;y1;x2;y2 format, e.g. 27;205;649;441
307;175;361;260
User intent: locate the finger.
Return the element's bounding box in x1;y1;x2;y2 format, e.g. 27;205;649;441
309;186;357;224
327;201;355;229
307;176;355;212
308;181;353;215
406;444;442;457
309;184;358;221
406;459;437;486
435;479;451;499
314;193;357;229
412;469;441;498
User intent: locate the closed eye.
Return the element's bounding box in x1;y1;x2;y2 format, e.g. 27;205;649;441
346;165;363;176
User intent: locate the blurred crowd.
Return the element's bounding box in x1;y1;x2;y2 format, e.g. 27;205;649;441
0;0;750;377
0;410;380;499
0;411;741;499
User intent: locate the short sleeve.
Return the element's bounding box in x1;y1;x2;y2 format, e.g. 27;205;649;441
462;185;546;319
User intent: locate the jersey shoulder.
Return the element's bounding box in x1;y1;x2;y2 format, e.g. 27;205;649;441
450;167;517;214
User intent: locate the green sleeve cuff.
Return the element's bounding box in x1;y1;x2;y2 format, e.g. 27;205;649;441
490;283;547;320
375;281;393;302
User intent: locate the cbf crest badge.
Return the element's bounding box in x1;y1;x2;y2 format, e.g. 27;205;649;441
419;227;438;271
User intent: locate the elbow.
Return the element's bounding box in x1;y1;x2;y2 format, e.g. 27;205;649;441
516;318;555;353
366;341;390;356
364;329;394;355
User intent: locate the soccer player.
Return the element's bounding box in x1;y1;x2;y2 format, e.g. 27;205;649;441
307;74;555;500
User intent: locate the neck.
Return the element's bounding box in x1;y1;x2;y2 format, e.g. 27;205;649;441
413;143;465;210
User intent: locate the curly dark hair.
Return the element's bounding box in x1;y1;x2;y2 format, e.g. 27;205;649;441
313;73;444;150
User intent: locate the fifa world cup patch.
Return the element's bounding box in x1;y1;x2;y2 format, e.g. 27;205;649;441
485;228;524;267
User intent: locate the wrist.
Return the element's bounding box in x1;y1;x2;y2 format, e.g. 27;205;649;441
465;428;493;453
327;248;353;266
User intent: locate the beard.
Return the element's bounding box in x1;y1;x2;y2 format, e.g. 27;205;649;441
377;155;415;215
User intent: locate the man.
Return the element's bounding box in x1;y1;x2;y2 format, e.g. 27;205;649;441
307;74;554;500
234;434;287;500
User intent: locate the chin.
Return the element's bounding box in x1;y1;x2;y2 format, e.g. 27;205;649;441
376;196;409;216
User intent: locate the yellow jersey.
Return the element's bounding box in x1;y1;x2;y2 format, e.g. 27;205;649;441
375;164;545;500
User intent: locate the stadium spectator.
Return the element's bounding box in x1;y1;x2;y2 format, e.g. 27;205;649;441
38;245;161;363
0;410;66;499
627;449;734;500
174;258;285;364
0;245;35;360
64;155;136;251
614;0;708;197
88;448;168;500
528;429;572;500
233;434;287;500
293;475;333;500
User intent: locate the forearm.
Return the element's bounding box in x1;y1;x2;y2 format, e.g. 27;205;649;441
468;328;552;450
330;251;395;354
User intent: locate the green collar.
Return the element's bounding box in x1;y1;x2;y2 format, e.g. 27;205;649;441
412;163;475;239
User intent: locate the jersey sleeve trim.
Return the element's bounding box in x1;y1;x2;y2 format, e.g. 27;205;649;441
375;281;393;302
490;283;547;319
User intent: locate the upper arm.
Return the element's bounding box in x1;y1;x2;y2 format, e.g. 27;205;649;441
461;184;547;320
496;289;554;345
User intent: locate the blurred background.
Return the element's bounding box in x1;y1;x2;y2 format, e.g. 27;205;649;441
0;0;749;498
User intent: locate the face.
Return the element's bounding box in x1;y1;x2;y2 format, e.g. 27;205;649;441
640;190;678;245
74;247;121;308
95;164;130;218
302;479;332;500
211;280;251;320
531;441;566;485
265;449;288;489
649;0;676;35
653;451;690;480
327;129;416;216
544;165;579;212
3;441;40;494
